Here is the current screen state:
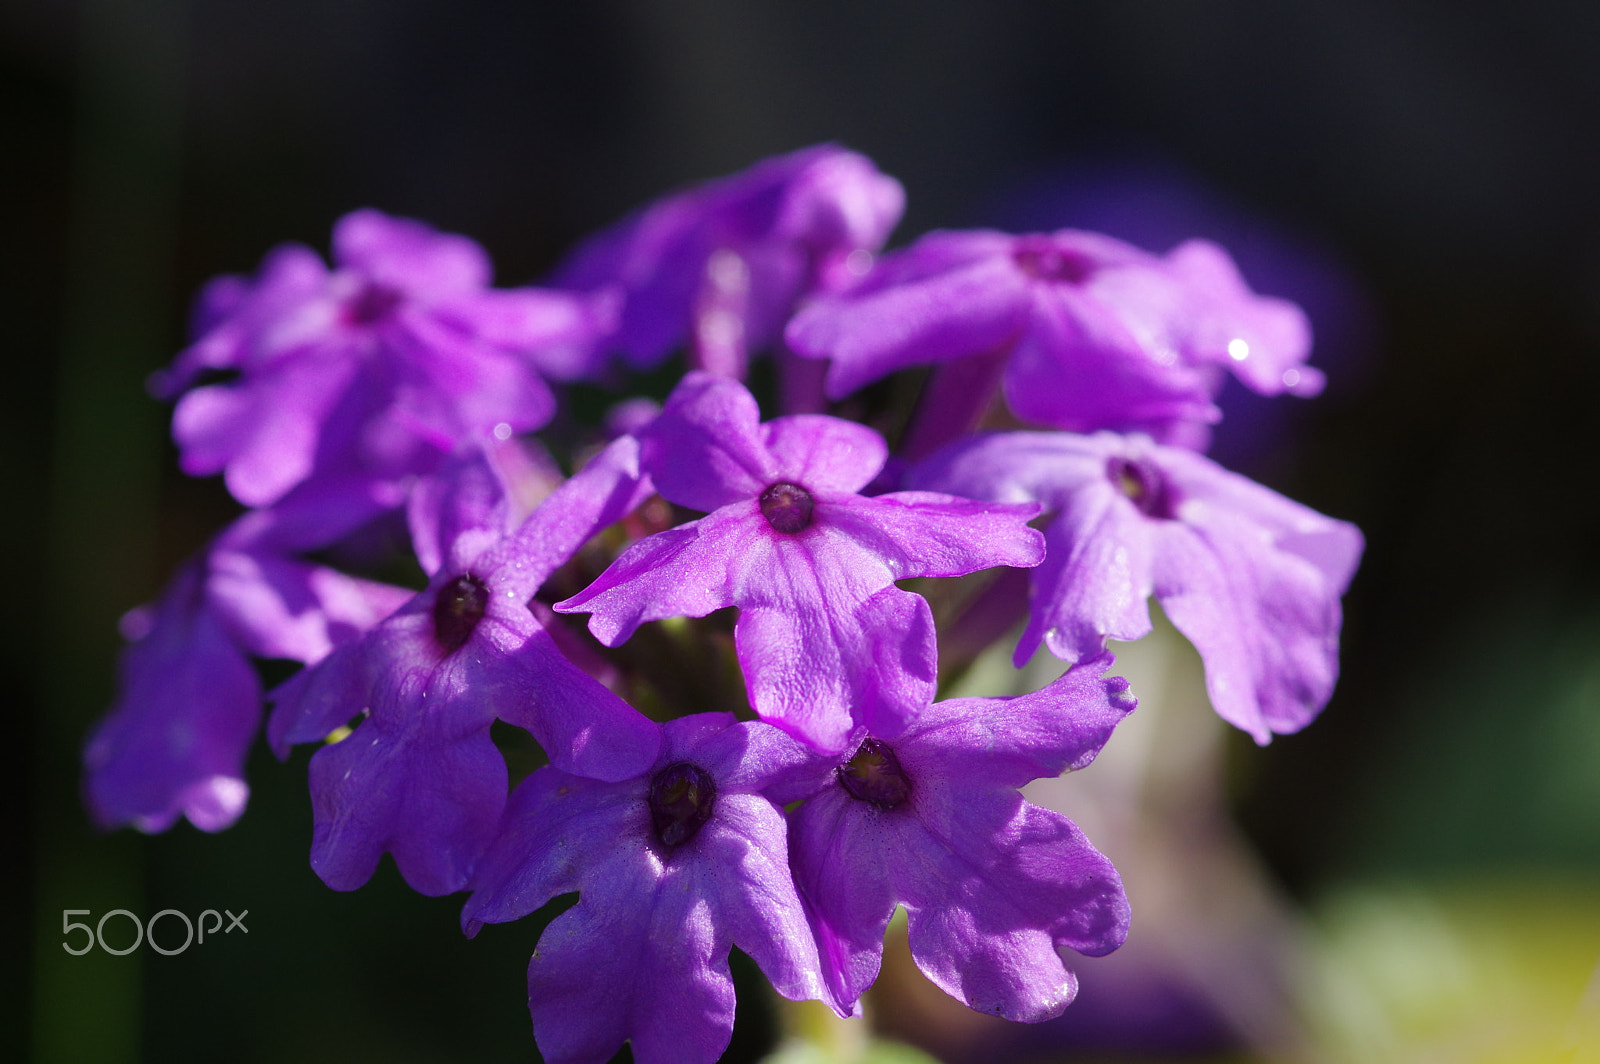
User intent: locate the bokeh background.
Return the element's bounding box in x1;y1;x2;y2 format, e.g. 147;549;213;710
7;2;1600;1061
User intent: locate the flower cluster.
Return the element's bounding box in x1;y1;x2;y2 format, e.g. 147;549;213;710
85;144;1362;1063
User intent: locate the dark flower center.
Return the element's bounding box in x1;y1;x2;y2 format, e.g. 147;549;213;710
432;573;489;653
344;282;404;326
759;482;815;534
1012;239;1094;284
1107;456;1176;519
648;762;717;848
838;738;911;809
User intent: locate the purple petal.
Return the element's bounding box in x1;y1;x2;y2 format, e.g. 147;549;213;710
638;371;773;510
787;242;1031;399
475;618;662;783
1157;444;1364;592
160;243;330;395
1151;512;1343;742
824;491;1044;580
899;796;1127;1021
171;351;359;507
735;569;936;750
308;708;507;895
84;566;261;833
1004;282;1220;435
406;450;515;578
901;655;1135;787
206;547;410;664
904;429;1107;507
386;311;557;448
684;793;833;1008
527;850;736;1064
1164;239;1320;397
759;414;888;495
554;507;752;646
554;144;903;374
434;285;619;381
789;786;901;1007
331;209;491;297
676;717;827;796
463;766;649;932
1027;485;1157;665
483;433;654;604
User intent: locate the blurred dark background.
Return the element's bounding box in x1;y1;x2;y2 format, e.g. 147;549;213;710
7;2;1599;1061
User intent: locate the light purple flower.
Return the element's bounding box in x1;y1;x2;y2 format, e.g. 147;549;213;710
267;437;662;895
788;655;1133;1021
785;229;1318;444
462;713;835;1064
553;144;904;377
159;208;614;508
908;431;1364;742
84;528;411;833
555;373;1045;752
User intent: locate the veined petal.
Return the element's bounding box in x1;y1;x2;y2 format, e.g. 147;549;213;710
1025;484;1156;666
307;704;507;895
900;797;1126;1021
902;654;1134;788
759;415;887;495
638;371;773;509
554;507;754;646
688;794;833;1008
734;549;936;749
472;614;662;782
1153;510;1343;742
463;766;650;933
823;490;1043;580
483;433;654;604
528;850;734;1064
789;786;902;1008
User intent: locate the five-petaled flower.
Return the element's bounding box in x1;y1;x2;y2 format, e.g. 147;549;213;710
786;228;1318;446
556;371;1046;752
909;430;1363;742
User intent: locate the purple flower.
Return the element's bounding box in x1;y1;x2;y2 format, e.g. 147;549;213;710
85;529;412;833
908;431;1364;742
555;373;1045;752
462;714;835;1064
267;437;662;895
788;656;1133;1021
553;144;904;377
785;229;1318;444
159;208;614;508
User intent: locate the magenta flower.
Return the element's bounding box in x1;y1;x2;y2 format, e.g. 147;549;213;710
788;656;1134;1020
553;144;904;377
462;713;835;1064
785;229;1318;444
909;431;1364;742
84;529;411;833
159;208;614;508
555;373;1045;752
267;437;662;895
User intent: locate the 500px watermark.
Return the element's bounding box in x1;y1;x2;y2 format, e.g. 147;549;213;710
62;908;248;956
